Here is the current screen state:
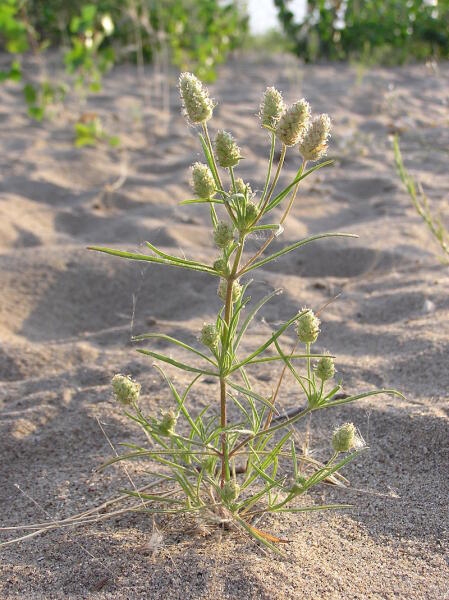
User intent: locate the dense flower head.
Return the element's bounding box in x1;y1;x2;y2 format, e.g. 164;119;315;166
315;354;335;381
218;279;242;303
213;257;229;275
111;374;141;405
213;221;234;248
179;72;214;124
297;308;320;344
299;114;331;161
233;177;252;198
191;162;216;199
332;422;357;453
221;480;240;503
202;456;216;476
159;409;177;436
289;475;307;495
200;323;219;349
244;201;258;226
215;130;241;168
275;99;311;146
259;86;285;129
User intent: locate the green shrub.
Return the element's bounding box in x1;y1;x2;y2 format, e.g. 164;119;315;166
275;0;449;64
14;1;248;81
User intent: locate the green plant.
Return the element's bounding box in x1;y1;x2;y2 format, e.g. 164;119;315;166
0;2;117;127
23;80;67;121
74;115;120;147
394;136;448;263
0;0;29;60
162;0;247;82
64;4;115;94
275;0;449;64
24;1;248;82
88;74;402;552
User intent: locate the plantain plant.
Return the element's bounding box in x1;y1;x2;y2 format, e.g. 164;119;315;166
89;74;402;552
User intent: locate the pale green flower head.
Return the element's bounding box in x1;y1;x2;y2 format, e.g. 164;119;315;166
213;257;229;276
289;475;307;495
200;323;219;349
213;221;234;248
233;177;252;198
245;201;258;226
299;114;331;162
215;130;241;168
179;72;214;124
218;279;242;303
221;480;240;503
259;86;285;129
275;99;311;146
158;409;177;436
191;162;215;199
332;422;356;453
202;455;216;476
296;308;320;344
111;374;141;405
315;354;335;381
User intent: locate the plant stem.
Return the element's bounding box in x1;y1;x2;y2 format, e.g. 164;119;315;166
259;143;286;216
280;160;307;227
306;342;312;398
237;161;305;278
202;122;236;224
202;122;222;191
263;339;299;430
220;237;245;486
229;406;311;458
219;376;228;485
259;130;276;208
229;166;237;193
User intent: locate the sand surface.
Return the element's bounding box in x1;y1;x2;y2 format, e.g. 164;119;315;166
0;54;448;599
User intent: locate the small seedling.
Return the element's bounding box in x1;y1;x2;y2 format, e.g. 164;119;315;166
394;136;448;263
74;114;120;148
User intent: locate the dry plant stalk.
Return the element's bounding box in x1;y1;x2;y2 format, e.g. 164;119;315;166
85;74;402;552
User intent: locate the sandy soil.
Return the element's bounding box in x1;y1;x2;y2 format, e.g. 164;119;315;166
0;53;448;599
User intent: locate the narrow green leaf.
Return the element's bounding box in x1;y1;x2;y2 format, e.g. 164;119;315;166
137;348;218;376
231;309;309;372
292;440;298;479
265;160;334;214
246;353;331;365
180;198;225;205
88;246;217;275
241;233;358;274
325;388;405;408
233;288;282;352
153;366;203;439
145;241;217;273
227;380;274;410
132;333;216;366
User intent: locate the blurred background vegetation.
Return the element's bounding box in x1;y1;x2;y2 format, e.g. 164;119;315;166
275;0;449;64
1;0;448;130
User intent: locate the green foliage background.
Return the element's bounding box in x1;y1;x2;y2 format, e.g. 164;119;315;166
1;0;248;82
275;0;449;64
0;0;247;127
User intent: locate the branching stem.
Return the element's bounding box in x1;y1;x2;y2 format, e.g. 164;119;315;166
237;160;306;277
